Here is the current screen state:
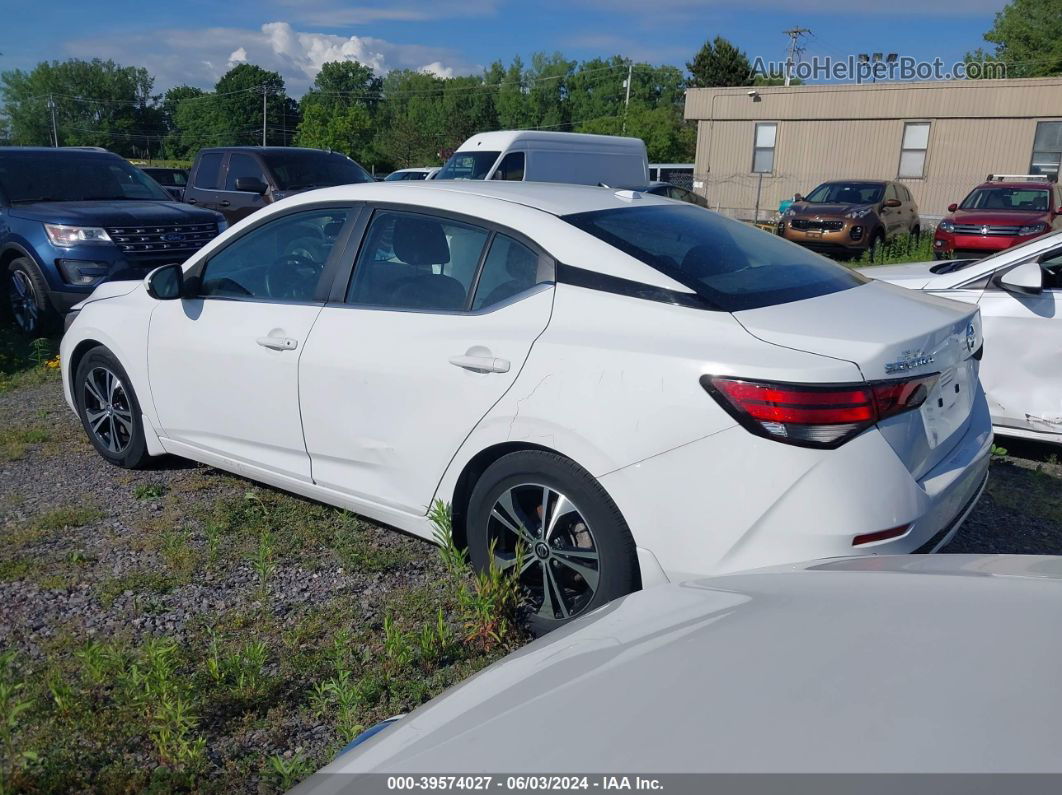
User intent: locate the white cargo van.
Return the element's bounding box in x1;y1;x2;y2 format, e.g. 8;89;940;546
434;131;649;187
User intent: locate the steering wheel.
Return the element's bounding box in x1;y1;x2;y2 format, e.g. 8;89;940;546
264;254;323;300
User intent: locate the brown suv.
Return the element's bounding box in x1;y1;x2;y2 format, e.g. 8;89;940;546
778;180;920;258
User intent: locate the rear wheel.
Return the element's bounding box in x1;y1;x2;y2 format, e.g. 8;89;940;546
6;258;56;336
467;451;639;636
74;346;151;469
867;230;886;263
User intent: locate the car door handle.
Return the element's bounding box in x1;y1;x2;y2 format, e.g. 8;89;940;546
256;336;298;351
220;200;231;207
186;198;197;204
449;354;510;373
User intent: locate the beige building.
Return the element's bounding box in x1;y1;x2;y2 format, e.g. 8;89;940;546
683;78;1062;221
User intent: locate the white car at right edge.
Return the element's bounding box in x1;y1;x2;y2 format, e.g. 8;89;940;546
861;230;1062;445
61;182;992;634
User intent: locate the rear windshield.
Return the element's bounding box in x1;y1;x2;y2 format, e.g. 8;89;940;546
564;204;865;312
144;169;187;187
260;151;372;191
960;187;1050;211
435;151;500;180
0;153;171;203
804;182;884;205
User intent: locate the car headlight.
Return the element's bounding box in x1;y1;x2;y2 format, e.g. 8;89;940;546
844;207;873;219
44;223;113;246
1018;222;1047;236
937;220;955;233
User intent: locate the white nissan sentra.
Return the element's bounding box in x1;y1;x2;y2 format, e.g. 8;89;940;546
60;182;992;632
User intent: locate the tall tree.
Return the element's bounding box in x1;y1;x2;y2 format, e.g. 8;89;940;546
686;37;753;87
295;61;382;164
967;0;1062;78
0;58;162;156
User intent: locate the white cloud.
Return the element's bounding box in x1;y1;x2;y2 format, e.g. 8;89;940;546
270;0;501;26
63;22;476;95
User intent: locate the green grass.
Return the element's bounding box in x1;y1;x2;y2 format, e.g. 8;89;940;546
848;231;936;267
0;328;61;394
0;425;52;461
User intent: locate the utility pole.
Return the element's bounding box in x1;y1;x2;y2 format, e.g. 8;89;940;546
783;27;811;87
48;94;58;147
261;85;268;147
622;61;633;134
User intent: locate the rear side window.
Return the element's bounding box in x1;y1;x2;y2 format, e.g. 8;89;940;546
564;204;865;312
194;153;223;189
472;235;541;310
347;211;488;311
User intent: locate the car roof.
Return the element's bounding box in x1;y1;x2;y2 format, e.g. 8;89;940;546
288;180;675;217
456;130;646;151
973;181;1055;190
0;147;118;157
329;554;1062;774
197;146;336;154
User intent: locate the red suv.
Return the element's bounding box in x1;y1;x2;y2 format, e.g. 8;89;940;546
934;175;1062;259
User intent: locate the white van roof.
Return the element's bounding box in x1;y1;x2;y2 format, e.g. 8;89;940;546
456;130;647;153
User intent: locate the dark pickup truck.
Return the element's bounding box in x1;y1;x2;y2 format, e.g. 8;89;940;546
183;146;374;225
0;148;226;335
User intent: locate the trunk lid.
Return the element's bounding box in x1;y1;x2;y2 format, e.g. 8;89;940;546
734;281;982;480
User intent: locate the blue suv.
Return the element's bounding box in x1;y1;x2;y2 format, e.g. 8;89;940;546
0;148;226;335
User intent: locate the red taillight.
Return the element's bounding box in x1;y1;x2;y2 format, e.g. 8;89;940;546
701;373;938;449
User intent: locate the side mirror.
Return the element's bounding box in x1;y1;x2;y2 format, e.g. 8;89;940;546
234;176;268;194
947;203;959;212
793;193;803;202
883;198;902;208
1056;205;1062;215
145;263;184;300
998;260;1044;296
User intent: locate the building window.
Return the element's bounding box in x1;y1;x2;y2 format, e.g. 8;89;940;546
898;122;930;179
1030;121;1062;180
752;123;777;174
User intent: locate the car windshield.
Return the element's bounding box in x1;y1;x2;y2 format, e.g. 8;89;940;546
144;169;187;187
260;151;372;191
564;204;865;312
804;182;885;205
959;187;1051;211
435;151;500;180
0;152;172;203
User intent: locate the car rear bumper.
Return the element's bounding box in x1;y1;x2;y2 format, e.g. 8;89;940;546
598;391;994;581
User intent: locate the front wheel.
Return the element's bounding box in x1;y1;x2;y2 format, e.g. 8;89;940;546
6;258;56;336
467;451;639;635
74;346;151;469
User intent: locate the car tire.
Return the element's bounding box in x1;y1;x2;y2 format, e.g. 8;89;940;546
467;450;639;636
74;346;151;469
868;230;886;263
6;257;57;336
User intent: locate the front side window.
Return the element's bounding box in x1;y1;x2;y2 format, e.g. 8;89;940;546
260;151;372;190
199;208;351;301
194;153;223;189
492;152;525;181
752;123;777;174
471;235;542;310
804;181;885;205
564;204;865;312
898;122;930;179
1030;121;1062;180
435;151;500;181
347;211;488;311
225;154;266;191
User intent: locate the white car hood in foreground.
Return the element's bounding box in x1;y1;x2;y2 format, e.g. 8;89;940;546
319;555;1062;776
69;279;143;311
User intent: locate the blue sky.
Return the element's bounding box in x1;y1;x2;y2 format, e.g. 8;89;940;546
1;0;1008;95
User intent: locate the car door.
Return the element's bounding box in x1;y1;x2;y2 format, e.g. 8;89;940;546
218;152;271;224
148;204;358;481
299;207;555;514
881;183;901;238
183;151;224;212
977;246;1062;438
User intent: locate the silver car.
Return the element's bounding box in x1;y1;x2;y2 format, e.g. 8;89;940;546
303;555;1062;782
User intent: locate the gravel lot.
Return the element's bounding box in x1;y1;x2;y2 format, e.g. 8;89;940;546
1;375;1060;790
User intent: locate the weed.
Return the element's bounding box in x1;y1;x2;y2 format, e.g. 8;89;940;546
0;652;38;793
0;426;51;461
133;483;165;501
991;443;1009;458
204;521;222;565
25;505;104;539
854;231;935;266
267;754;313;791
252;528;276;597
383;615;415;669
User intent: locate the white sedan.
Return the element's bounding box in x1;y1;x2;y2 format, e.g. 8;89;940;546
861;231;1062;445
61;182;991;632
